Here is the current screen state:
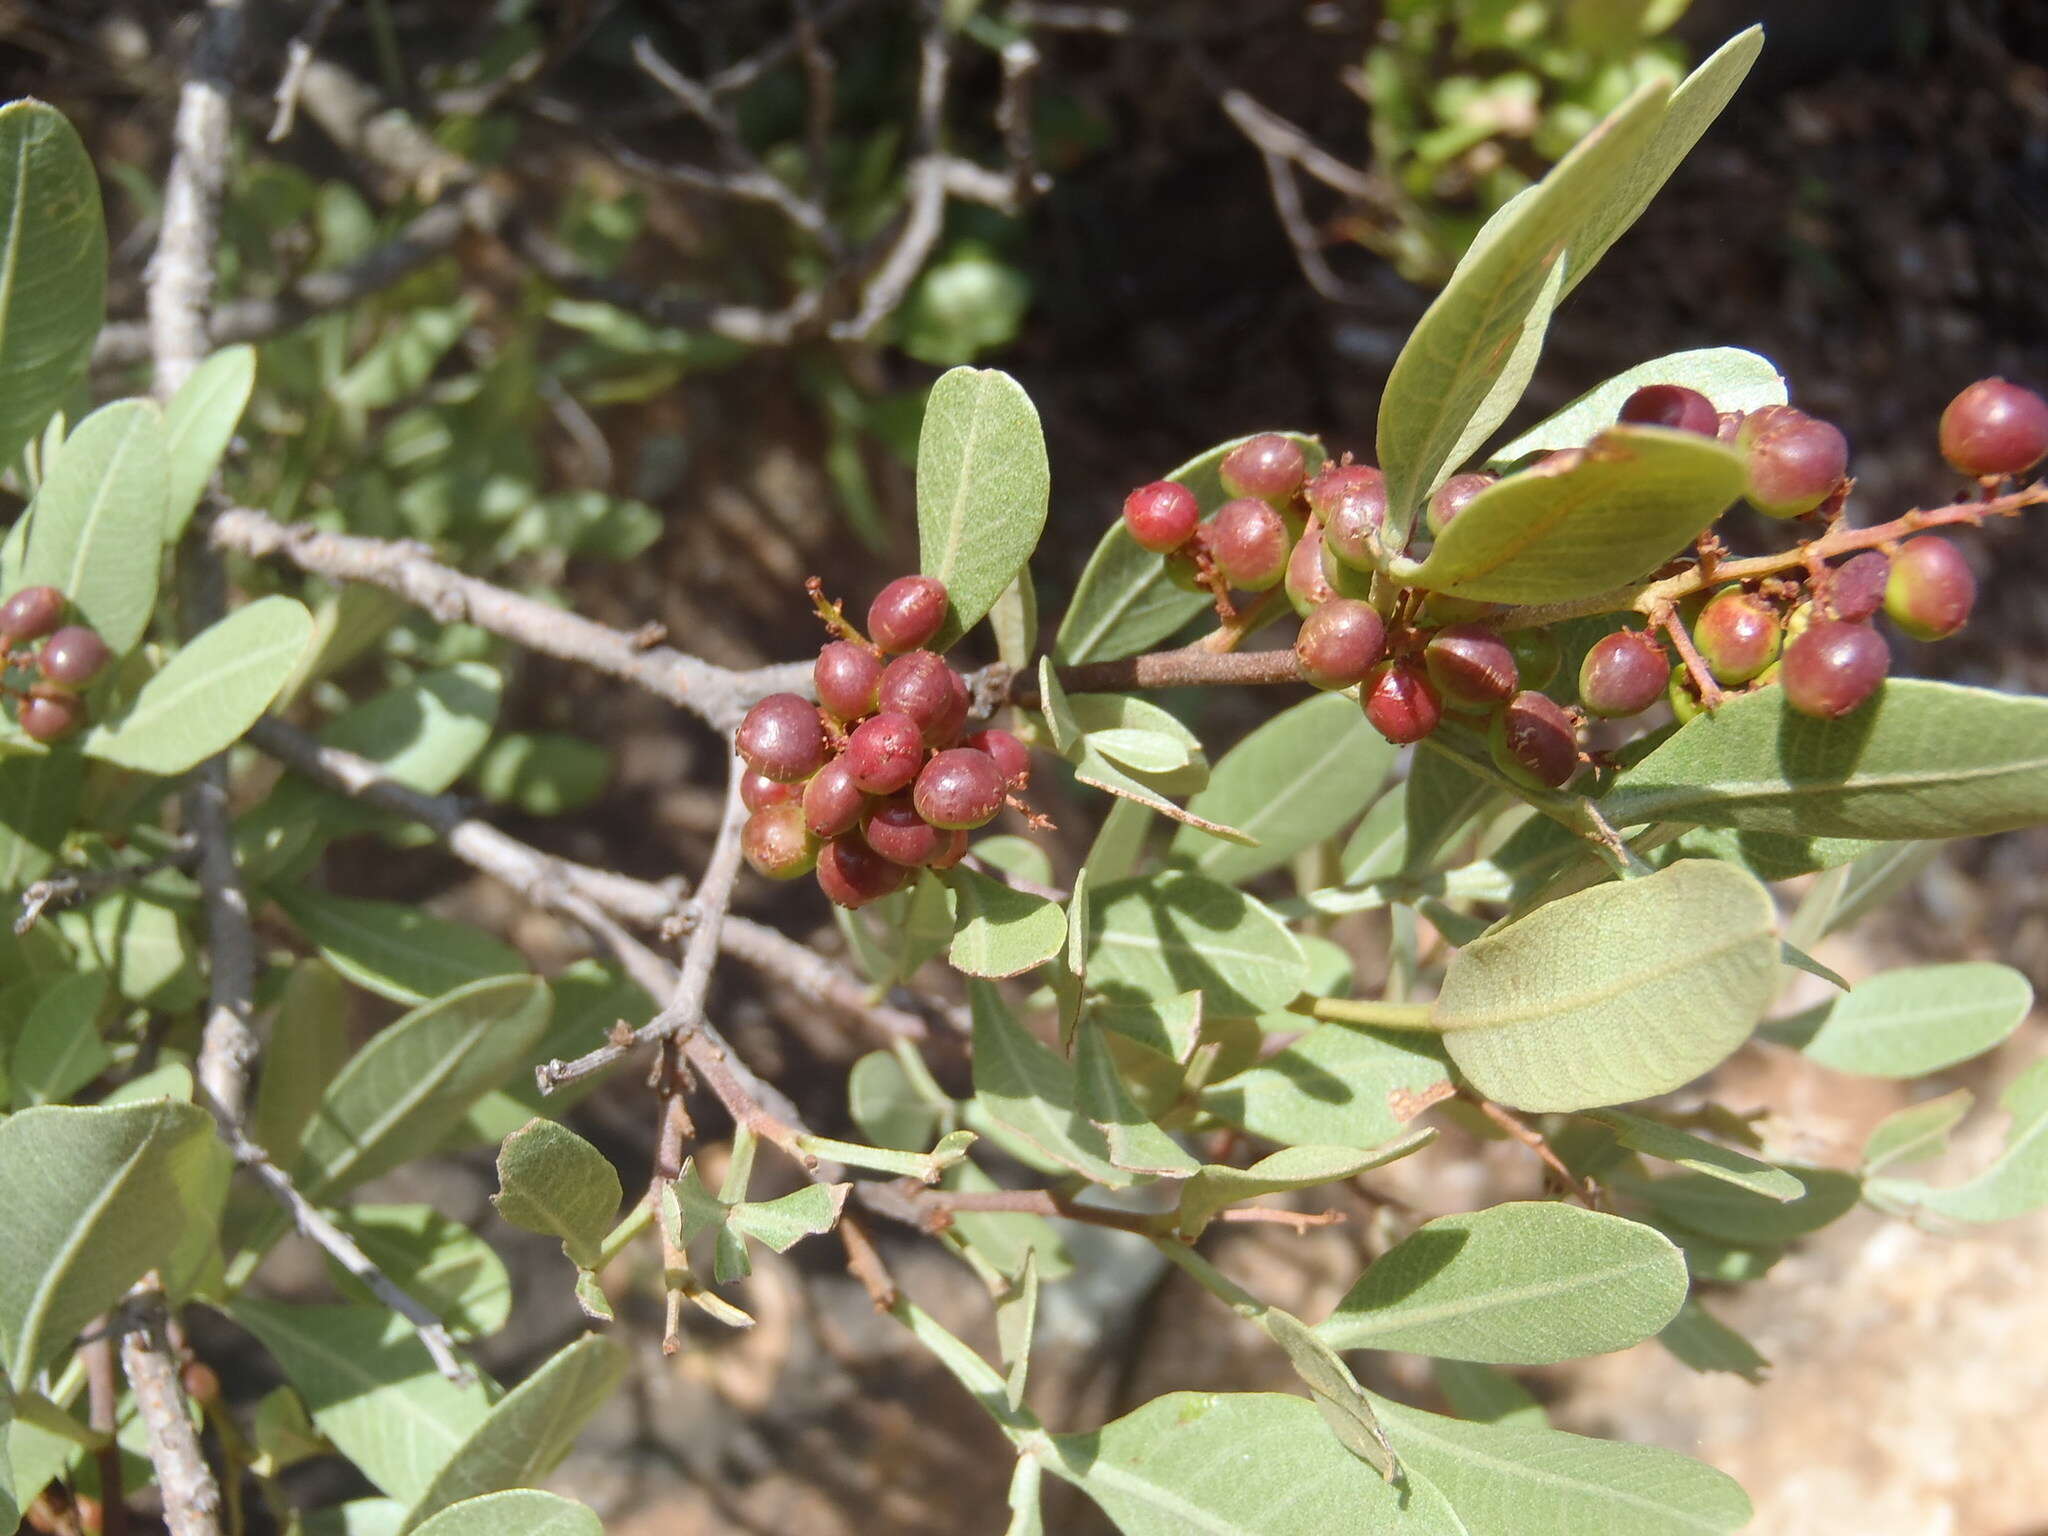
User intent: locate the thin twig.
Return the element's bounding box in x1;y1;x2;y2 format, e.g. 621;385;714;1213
16;837;198;934
1467;1095;1594;1205
119;1288;221;1536
268;0;348;141
83;1329;128;1536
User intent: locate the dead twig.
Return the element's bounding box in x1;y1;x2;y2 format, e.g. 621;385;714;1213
119;1287;220;1536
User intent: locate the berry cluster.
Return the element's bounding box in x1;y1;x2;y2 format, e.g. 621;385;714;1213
0;585;112;742
735;575;1030;907
1121;377;2048;789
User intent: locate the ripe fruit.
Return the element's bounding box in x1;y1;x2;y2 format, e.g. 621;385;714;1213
1780;620;1890;719
815;639;884;722
1426;472;1497;537
816;836;910;908
1738;405;1848;518
913;747;1006;830
863;796;947;866
736;694;829;782
1939;378;2048;478
929;828;971;870
1285;518;1336;615
1828;551;1890;622
843;712;926;795
18;688;84;743
867;576;948;654
803;757;869;838
1884;535;1976;641
1219;433;1307;503
1423;624;1518;712
1578;630;1670;717
1693;590;1781;684
36;625;111;690
1123;481;1201;553
1503;625;1560;692
1308;464;1387;571
1619;383;1718;436
1490;690;1579;789
966;727;1031;789
743;804;819;880
1294;599;1387;690
878;651;969;746
1210;497;1291;591
0;586;64;643
740;768;799;814
1363;661;1442;744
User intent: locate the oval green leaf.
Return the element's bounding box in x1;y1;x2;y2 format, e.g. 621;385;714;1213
21;399;166;654
334;1204;514;1342
492;1119;622;1270
1086;871;1307;1016
1489;346;1785;466
410;1493;602;1536
273;887;527;1007
1786;962;2031;1079
163;343;256;541
1200;1023;1452;1152
1435;860;1779;1112
948;866;1068;979
916;367;1050;648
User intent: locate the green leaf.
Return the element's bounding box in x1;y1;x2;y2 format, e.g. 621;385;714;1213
296;1499;408;1536
471;733;609;817
1342;751;1498;885
997;1250;1038;1411
1435;860;1779;1112
298;976;553;1200
1067;692;1201;774
84;596;314;773
273;888;527;1007
1047;1392;1426;1535
1616;1164;1862;1246
10;969;109;1106
1489;347;1786;466
492;1120;622;1270
59;888;194;1004
1582;1109;1803;1201
1086;872;1307;1016
1660;825;1881;884
20;400;166;654
1377;82;1670;540
0;1100;213;1380
399;1335;625;1533
252;960;350;1168
1087;992;1203;1064
333;301;475;412
1071;744;1251;845
230;1300;490;1506
162;344;256;541
1433;1360;1545;1427
1861;1088;1973;1175
1372;1393;1753;1536
947;867;1068;979
326;664;503;795
1402;427;1745;603
1177;1137;1431;1239
0;101;106;474
1773;962;2031;1078
408;1492;602;1536
988;570;1037;672
1170;694;1397;882
1602;679;2048;840
1658;1297;1769;1383
333;1205;513;1342
1200;1023;1452;1151
1073;1018;1199;1175
1319;1202;1687;1363
848;1050;945;1152
727;1182;850;1252
969;982;1130;1186
1052;431;1324;664
0;748;80;888
915;367;1050;647
1870;1058;2048;1224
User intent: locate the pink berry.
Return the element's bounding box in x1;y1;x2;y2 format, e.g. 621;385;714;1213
867;575;949;654
1122;481;1201;553
1294;599;1387;690
743;804;819;880
1939;378;2048;478
843;712;926;795
802;757;869;838
1883;536;1975;641
815;640;883;722
1780;621;1889;719
966;727;1031;789
736;694;830;783
1619;384;1719;436
913;747;1006;830
1219;433;1307;503
1363;661;1441;744
1423;624;1518;712
816;836;910;908
1578;630;1670;717
1209;497;1291;591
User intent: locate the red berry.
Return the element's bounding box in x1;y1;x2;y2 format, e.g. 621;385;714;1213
913;747;1006;830
1827;551;1890;622
1123;480;1202;553
1938;378;2048;478
1739;405;1848;518
736;694;830;783
966;727;1031;790
1780;620;1889;719
743;804;819;880
1426;472;1497;537
1489;690;1579;789
1308;464;1387;571
816;836;910;908
1619;384;1719;436
802;757;869;838
18;688;84;743
1285;518;1336;616
1578;630;1670;717
843;712;926;795
1363;661;1442;744
1884;536;1976;641
36;625;111;690
867;575;949;654
740;768;799;814
1423;623;1518;712
862;795;947;866
1209;497;1291;591
1294;599;1387;690
0;586;65;644
1219;433;1307;503
878;651;969;747
815;640;883;722
1693;591;1781;685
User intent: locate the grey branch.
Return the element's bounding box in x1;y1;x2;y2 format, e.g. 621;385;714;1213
16;837;198;934
120;1288;221;1536
213;507;810;730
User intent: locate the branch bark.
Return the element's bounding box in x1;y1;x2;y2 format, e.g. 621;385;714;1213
119;1289;220;1536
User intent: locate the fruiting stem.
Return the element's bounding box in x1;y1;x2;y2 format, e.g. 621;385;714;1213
1653;602;1727;711
1308;996;1439;1030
